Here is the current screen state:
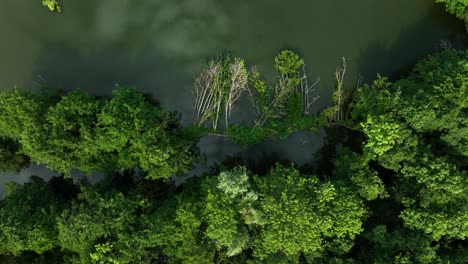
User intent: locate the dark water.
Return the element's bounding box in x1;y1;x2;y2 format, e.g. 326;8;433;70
0;0;466;196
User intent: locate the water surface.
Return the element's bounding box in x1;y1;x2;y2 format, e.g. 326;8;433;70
0;0;466;196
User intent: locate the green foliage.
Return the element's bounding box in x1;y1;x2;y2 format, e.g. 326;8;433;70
436;0;468;19
0;88;44;140
96;86;195;179
397;49;468;157
225;124;271;146
0;177;64;255
320;58;349;123
57;185;158;264
42;0;62;12
0;86;196;179
256;50;304;124
203;176;249;257
360;114;418;167
251;165;367;260
249;66;268;95
333;147;387;201
349;75;395;121
217;50;319;146
29;90;104;174
363;225;443;264
274;50;304;82
217;166;250;198
350;49;468;243
163;183;217;264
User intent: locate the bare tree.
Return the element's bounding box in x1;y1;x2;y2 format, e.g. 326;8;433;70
333;57;347;121
194;57;249;130
194;61;221;127
224;58;249;128
300;64;320;115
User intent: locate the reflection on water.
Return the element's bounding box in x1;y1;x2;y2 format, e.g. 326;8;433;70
0;0;466;194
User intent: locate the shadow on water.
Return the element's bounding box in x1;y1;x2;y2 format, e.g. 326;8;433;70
33;42;194;119
312;6;468;180
310;126;365;178
356;6;467;83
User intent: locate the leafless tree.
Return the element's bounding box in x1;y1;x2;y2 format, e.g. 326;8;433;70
194;57;249;130
333;57;347;121
194;61;221;127
224;58;249;128
300;64;320;115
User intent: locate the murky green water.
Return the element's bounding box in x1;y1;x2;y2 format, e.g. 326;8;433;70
0;0;466;195
1;0;466;118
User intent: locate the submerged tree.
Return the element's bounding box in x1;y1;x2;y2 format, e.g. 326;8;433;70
194;50;321;146
320;57;352;124
253;50;317;129
42;0;62;12
194;56;249;129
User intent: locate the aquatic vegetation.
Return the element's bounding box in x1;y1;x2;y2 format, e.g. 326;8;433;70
436;0;468;19
194;56;249;130
195;50;320;146
42;0;62;12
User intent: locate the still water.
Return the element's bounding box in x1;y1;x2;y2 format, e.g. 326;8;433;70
0;0;466;196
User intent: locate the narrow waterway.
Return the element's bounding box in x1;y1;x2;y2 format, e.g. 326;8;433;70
0;0;466;196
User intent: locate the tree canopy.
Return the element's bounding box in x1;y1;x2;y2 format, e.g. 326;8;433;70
0;86;197;179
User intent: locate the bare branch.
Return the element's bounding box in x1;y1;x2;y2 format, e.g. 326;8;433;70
224;58;248;128
300;64;320;115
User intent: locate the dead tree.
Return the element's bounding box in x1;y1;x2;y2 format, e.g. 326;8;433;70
333;57;347;121
300;64;320;115
224;58;249;128
194;57;249;130
194;61;221;128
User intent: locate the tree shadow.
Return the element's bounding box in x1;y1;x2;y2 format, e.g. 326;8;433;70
356;5;467;83
311;126;365;178
32;41;195;121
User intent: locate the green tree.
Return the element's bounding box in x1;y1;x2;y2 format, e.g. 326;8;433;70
0;88;44;140
251;165;367;261
0;177;65;255
96;86;196;179
435;0;468;19
0;86;197;179
57;185;155;263
161;182;217;264
350;49;468;243
333;147;387;201
42;0;62;12
225;50;320;146
361;225;443;264
28;90;105;174
202;169;251;257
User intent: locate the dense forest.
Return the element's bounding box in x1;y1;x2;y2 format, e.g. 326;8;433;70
0;1;466;264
